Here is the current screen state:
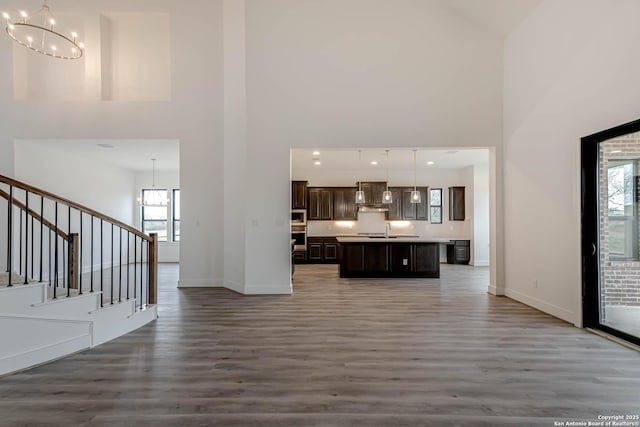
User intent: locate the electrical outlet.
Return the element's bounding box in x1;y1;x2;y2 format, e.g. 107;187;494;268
403;259;408;266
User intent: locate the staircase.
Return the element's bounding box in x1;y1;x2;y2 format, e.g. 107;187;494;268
0;175;158;376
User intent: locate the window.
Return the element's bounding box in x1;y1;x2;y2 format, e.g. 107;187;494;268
173;189;180;242
430;188;442;224
141;189;168;242
608;161;638;260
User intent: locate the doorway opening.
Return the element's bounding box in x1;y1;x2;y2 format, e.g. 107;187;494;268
289;147;493;289
12;138;181;290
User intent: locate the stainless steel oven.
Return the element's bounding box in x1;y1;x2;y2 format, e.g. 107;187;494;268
291;225;307;251
291;209;307;251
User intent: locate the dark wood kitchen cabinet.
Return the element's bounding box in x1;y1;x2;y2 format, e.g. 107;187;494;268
390;243;413;273
340;241;439;278
400;187;429;220
449;186;465;221
364;244;389;273
324;240;339;261
446;240;470;265
307;238;324;261
333;188;358;220
307;237;339;264
357;182;387;205
308;188;333;220
291;181;307;209
341;243;365;272
386;187;404;220
414;243;440;274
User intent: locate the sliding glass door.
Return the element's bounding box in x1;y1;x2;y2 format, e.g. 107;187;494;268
582;119;640;345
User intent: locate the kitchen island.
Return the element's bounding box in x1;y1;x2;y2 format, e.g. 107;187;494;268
337;236;441;278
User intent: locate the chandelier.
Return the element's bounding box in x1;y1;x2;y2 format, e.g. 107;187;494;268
3;1;84;60
138;159;169;207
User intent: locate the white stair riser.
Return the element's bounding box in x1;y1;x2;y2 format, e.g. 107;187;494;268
29;293;101;318
93;304;157;346
0;287;156;375
0;284;45;311
0;316;92;376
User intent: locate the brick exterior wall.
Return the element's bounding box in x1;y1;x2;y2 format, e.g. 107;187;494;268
599;135;640;309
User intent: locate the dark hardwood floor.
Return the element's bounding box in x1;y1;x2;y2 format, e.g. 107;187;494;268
0;263;639;426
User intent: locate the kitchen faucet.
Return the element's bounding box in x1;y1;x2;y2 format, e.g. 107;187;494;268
385;222;391;238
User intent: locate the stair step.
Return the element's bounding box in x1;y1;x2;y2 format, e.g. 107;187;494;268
46;286;82;300
0;271;38;287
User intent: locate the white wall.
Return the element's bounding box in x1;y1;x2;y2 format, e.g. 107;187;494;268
503;0;640;325
100;13;171;101
15;141;135;225
12;140;136;278
245;0;504;293
1;0;504;295
473;163;490;266
222;0;248;294
0;0;224;290
134;170;180;263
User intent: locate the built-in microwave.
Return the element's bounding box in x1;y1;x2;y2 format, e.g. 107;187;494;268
291;209;307;225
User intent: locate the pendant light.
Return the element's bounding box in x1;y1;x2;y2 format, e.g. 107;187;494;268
355;150;365;204
137;159;169;206
382;150;392;204
410;149;421;203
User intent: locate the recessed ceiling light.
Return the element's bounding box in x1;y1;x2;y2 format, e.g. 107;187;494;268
370;161;378;165
427;161;435;165
312;151;320;156
445;150;458;155
314;161;321;166
97;143;115;149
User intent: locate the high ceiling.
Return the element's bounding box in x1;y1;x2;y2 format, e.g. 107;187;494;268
449;0;542;36
10;1;540;174
292;148;489;171
17;139;180;171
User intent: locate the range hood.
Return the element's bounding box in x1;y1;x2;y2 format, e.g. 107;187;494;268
358;205;389;212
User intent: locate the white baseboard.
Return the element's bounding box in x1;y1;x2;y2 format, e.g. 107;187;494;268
471;260;490;267
0;333;91;376
0;315;92;376
178;278;224;288
505;288;576;324
224;280;245;294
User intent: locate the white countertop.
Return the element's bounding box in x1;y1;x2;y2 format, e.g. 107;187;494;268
336;237;465;243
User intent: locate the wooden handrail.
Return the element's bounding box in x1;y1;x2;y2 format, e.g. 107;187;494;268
0;174;152;242
0;188;69;241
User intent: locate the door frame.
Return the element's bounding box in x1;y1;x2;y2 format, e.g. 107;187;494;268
581;118;640;346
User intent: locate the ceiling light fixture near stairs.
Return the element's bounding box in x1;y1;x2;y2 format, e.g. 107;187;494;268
3;0;84;60
138;159;169;207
